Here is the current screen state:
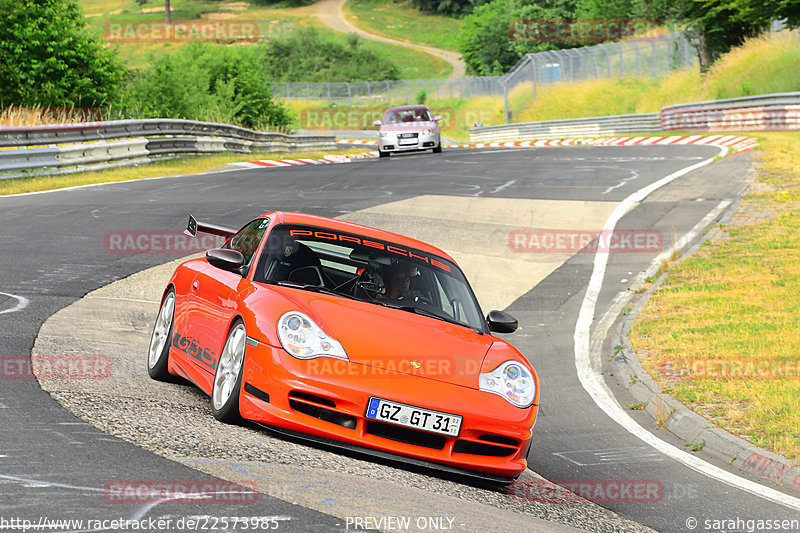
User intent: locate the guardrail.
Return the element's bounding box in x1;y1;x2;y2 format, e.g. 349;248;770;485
470;92;800;141
660;92;800;131
0;119;336;179
469;113;660;143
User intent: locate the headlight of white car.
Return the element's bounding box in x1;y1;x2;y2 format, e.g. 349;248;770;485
379;131;392;138
277;311;348;360
422;129;433;135
479;361;535;408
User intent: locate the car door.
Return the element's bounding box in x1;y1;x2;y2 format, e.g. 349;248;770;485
182;218;270;387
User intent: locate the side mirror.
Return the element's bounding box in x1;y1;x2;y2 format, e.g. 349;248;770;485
373;120;382;126
206;248;244;273
434;115;442;121
487;310;518;333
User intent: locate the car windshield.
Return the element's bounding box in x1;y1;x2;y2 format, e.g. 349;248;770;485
253;224;486;331
383;108;433;124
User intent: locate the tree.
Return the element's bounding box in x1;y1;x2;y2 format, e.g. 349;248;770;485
165;0;172;26
125;44;291;128
0;0;124;107
459;0;581;75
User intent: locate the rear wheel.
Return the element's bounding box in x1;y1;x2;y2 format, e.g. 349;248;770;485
147;289;175;381
211;320;246;423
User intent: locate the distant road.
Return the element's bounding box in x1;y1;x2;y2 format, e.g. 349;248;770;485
315;0;466;78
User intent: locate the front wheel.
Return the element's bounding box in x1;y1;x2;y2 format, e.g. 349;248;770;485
211;320;246;423
148;288;175;381
432;145;442;153
378;149;389;158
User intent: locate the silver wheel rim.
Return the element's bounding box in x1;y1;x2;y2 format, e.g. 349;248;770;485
148;292;174;369
212;324;245;410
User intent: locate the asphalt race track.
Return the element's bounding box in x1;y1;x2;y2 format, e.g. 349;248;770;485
2;145;799;532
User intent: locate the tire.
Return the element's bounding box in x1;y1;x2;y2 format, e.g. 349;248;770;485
378;149;389;158
147;288;175;381
211;320;246;424
432;145;442;153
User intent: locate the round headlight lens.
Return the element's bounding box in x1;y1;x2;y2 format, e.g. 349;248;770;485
277;311;348;360
479;361;536;408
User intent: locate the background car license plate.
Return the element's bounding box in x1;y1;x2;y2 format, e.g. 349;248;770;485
366;397;461;436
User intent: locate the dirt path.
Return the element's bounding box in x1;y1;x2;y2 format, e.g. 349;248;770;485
315;0;465;78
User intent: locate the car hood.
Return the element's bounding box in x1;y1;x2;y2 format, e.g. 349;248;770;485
380;122;439;133
252;286;491;388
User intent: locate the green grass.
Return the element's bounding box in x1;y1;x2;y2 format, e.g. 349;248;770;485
344;0;464;52
78;0;451;78
631;130;800;459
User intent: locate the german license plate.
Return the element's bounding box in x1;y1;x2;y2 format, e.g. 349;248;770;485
398;138;418;145
366;397;461;436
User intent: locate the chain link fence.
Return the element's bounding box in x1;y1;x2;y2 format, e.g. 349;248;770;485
272;32;696;112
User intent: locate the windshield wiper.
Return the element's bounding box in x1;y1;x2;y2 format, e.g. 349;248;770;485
379;302;461;325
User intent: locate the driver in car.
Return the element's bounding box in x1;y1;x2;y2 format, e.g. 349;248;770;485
382;263;421;300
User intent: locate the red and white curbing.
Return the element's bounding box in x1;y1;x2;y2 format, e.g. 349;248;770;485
336;139;378;145
230;151;378;169
230;134;757;170
452;134;758;155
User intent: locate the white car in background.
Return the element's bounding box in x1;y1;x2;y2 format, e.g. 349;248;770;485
374;105;442;157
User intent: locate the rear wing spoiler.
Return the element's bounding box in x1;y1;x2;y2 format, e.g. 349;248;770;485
183;214;237;239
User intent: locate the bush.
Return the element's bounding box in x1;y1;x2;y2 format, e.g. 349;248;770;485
257;28;400;82
124;43;290;128
0;0;124;107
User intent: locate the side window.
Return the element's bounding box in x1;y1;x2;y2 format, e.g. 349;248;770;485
228;218;269;266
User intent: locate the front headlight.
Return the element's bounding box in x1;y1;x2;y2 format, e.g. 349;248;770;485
379;131;392;138
479;361;535;408
422;129;433;135
277;311;348;360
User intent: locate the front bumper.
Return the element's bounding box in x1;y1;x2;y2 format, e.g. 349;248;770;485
239;342;537;479
378;131;441;153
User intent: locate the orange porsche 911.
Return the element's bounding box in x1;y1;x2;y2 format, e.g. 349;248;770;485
147;212;539;482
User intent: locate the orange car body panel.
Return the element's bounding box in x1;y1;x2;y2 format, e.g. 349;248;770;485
160;211;539;479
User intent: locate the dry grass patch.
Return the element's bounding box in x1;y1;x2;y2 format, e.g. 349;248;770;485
0;148;372;196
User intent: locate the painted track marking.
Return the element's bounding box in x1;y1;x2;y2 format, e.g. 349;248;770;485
0;291;29;315
573;147;800;512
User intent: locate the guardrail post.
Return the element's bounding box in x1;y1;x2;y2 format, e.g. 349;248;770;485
531;56;537;100
502;81;510;123
651;40;658;78
347;82;352;106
